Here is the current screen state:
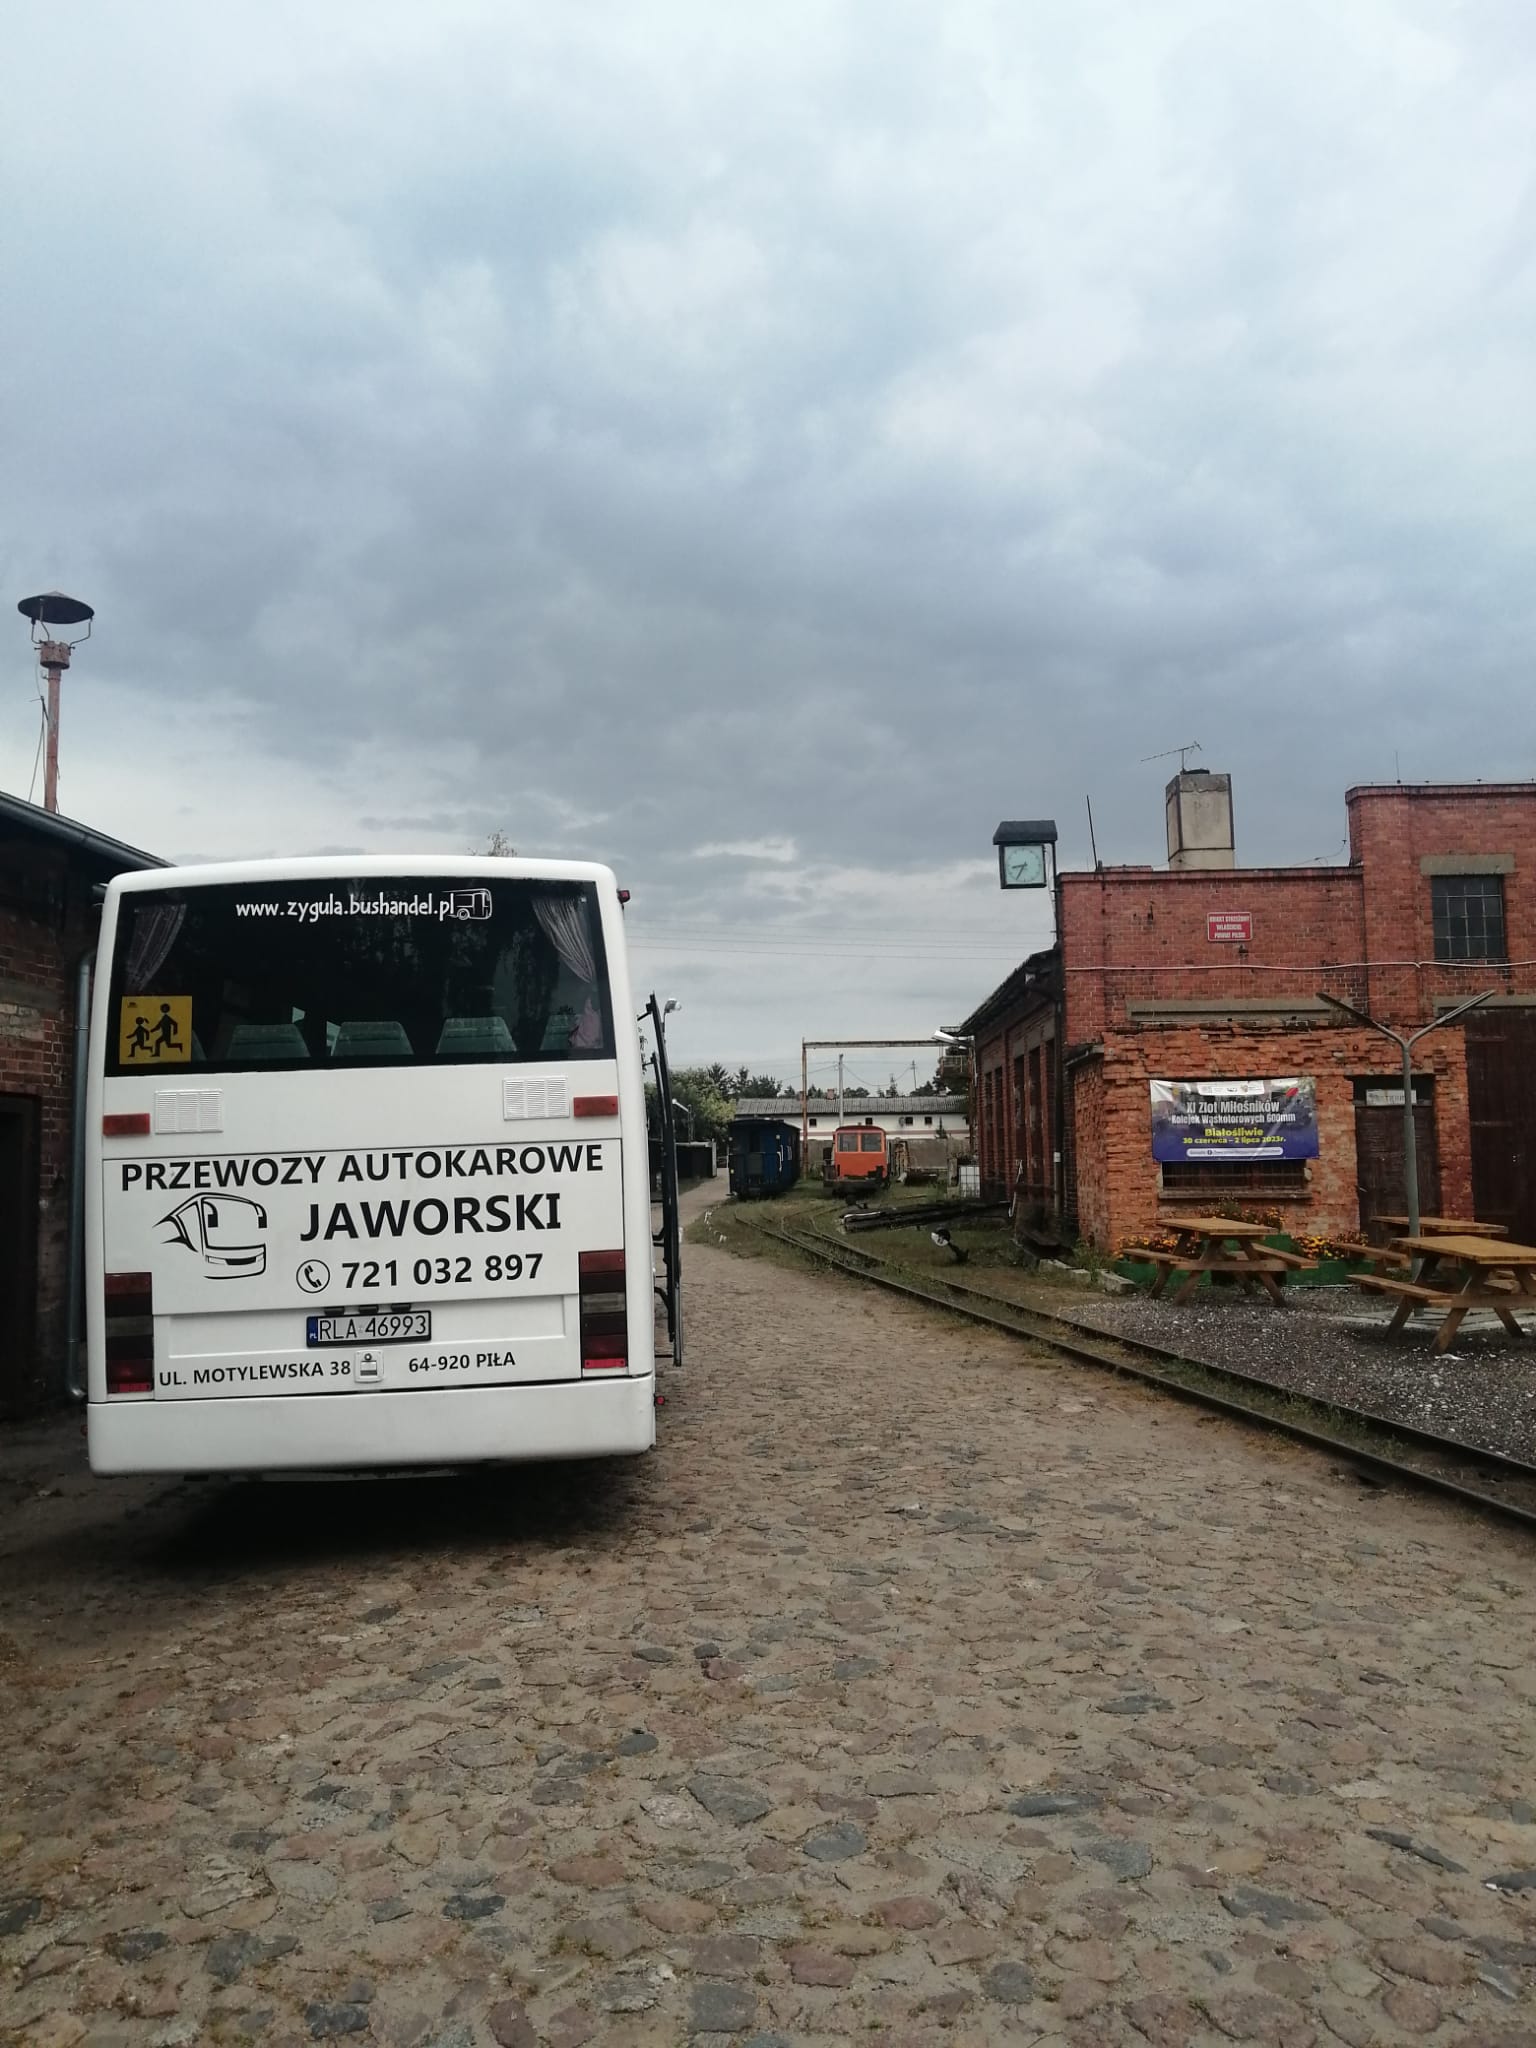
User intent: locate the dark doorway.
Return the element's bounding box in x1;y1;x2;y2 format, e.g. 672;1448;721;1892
1027;1045;1046;1201
0;1095;41;1416
1465;1011;1536;1242
1354;1078;1440;1242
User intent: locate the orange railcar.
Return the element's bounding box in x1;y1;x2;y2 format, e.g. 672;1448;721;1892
825;1124;890;1193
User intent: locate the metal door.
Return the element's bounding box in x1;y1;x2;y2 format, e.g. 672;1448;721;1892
1466;1012;1536;1241
1353;1082;1439;1241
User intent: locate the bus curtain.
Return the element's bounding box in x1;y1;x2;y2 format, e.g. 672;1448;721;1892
124;902;187;991
533;893;597;988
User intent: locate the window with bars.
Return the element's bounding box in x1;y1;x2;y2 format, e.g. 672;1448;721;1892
1160;1160;1308;1198
1431;874;1506;961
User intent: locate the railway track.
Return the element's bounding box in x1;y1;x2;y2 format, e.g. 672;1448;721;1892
748;1213;1536;1532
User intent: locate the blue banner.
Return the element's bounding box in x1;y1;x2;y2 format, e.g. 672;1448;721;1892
1150;1078;1318;1163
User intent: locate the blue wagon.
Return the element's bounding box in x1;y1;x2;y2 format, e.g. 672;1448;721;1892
728;1116;801;1199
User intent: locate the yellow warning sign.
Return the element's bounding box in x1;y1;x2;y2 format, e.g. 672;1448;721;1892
119;995;193;1066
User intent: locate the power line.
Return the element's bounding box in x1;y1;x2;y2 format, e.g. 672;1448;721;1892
632;922;1040;944
26;700;46;805
629;937;1022;959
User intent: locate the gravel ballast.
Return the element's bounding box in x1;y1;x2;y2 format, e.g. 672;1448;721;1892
1059;1284;1536;1464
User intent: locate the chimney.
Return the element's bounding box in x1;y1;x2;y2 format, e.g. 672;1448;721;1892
1166;770;1234;870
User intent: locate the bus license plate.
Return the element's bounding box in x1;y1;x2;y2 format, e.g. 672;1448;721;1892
306;1311;431;1346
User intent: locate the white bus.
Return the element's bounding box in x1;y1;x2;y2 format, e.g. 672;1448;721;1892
85;856;659;1474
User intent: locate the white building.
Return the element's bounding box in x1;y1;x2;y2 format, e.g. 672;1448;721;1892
733;1095;971;1151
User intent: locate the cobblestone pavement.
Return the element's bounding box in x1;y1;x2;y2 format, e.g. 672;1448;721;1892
4;1211;1536;2048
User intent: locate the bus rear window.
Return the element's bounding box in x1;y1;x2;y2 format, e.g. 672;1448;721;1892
106;878;615;1075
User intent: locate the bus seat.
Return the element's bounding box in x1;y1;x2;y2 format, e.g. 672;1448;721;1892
333;1020;414;1060
435;1016;515;1055
226;1023;310;1061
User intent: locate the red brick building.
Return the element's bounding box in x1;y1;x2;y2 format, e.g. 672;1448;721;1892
960;779;1536;1254
0;794;162;1418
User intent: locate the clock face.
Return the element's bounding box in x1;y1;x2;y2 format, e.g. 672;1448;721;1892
1002;842;1046;888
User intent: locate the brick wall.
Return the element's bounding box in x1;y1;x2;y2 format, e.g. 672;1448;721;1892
973;990;1056;1212
1068;1058;1108;1246
1076;1021;1470;1252
963;783;1536;1253
1349;785;1536;1022
1059;865;1370;1044
1049;789;1536;1248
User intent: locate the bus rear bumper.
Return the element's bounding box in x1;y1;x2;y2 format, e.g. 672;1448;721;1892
87;1374;658;1475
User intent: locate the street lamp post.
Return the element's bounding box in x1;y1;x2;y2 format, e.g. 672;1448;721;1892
1316;987;1499;1240
992;821;1061;1219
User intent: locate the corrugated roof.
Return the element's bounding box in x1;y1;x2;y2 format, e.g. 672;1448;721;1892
0;789;165;872
956;945;1058;1038
733;1095;968;1117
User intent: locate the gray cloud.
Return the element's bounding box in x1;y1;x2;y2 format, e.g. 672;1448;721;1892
4;0;1534;1073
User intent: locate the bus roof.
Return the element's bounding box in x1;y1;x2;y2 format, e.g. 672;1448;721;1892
106;854;620;896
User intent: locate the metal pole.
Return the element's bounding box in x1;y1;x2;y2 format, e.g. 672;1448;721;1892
1318;986;1496;1248
1401;1035;1421;1240
806;1048;819;1179
1051;860;1066;1231
838;1053;844;1123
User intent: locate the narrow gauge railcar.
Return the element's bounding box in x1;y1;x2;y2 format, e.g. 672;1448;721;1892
727;1116;801;1199
824;1123;890;1194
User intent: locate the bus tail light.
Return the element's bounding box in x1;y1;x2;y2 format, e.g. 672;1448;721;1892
579;1249;627;1373
102;1112;152;1137
574;1095;619;1118
104;1271;154;1395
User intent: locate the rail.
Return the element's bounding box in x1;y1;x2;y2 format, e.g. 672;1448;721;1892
744;1213;1536;1533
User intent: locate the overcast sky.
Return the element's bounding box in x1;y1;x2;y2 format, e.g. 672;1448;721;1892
5;1;1533;1084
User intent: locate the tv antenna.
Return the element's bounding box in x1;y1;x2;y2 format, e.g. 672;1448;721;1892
1140;740;1202;773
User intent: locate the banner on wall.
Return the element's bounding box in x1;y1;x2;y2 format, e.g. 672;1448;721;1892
1149;1077;1318;1162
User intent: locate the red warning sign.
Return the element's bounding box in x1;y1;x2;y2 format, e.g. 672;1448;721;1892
1206;912;1253;943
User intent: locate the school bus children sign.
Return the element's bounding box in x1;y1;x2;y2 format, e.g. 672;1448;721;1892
119;995;193;1064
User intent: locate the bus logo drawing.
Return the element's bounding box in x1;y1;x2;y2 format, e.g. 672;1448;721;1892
119;994;193;1065
161;1194;268;1277
448;888;492;921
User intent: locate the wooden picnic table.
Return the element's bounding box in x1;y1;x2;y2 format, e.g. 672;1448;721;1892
1357;1217;1510;1276
1353;1233;1536;1351
1372;1216;1509;1239
1123;1215;1313;1306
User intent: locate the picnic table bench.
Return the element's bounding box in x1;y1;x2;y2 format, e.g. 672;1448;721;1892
1121;1216;1314;1306
1355;1219;1506;1277
1369;1215;1508;1245
1352;1233;1536;1351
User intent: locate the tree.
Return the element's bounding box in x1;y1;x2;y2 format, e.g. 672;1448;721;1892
667;1067;733;1146
705;1063;731;1093
478;830;515;856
